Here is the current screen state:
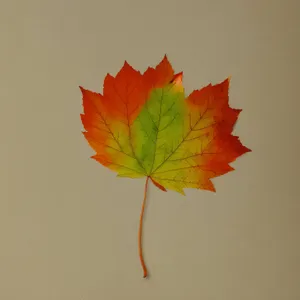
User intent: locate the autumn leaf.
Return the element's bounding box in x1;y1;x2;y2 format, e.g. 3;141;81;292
80;55;251;278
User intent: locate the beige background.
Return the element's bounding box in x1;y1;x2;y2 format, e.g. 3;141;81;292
1;0;299;299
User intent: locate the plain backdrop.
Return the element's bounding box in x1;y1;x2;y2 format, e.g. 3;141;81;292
1;0;299;299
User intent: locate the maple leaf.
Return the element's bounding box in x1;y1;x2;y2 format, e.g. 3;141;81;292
80;55;251;278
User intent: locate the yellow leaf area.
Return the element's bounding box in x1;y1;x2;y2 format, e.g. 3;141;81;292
80;56;251;195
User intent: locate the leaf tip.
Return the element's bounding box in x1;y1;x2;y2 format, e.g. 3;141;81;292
161;54;171;66
244;146;252;153
79;86;85;94
210;187;217;193
123;60;134;70
172;72;183;83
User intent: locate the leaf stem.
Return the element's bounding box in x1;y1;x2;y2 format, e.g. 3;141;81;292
139;176;150;278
